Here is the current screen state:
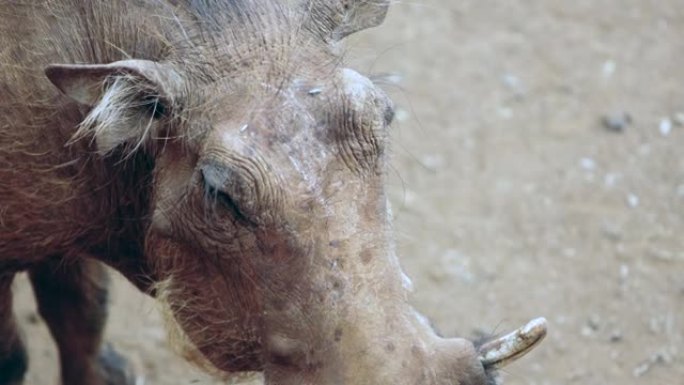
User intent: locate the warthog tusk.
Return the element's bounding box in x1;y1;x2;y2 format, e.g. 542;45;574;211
478;317;547;369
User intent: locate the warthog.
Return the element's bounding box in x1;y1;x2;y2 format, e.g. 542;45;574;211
0;1;546;384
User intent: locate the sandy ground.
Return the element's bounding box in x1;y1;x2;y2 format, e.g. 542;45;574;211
11;1;684;384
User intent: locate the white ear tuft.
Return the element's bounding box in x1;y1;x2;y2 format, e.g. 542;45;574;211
45;60;179;154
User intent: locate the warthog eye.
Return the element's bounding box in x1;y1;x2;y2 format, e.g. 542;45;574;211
199;169;256;226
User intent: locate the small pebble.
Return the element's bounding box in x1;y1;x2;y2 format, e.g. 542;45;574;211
501;73;525;96
619;264;629;281
633;349;676;377
609;329;623;343
653;350;674;365
602;112;631;132
626;193;639;208
579;157;596;171
602;60;616;78
587;314;601;331
659;118;673;136
604;172;620;188
633;361;651;377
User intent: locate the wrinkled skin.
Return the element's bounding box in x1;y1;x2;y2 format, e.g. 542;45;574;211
0;1;509;384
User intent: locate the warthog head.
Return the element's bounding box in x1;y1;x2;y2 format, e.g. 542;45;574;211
46;1;546;383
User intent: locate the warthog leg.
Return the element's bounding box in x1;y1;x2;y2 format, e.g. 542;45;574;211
0;274;28;385
29;258;137;385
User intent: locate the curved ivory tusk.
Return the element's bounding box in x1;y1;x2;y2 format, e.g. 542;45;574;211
478;317;547;369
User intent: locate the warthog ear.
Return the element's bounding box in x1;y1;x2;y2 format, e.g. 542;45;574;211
305;0;390;41
45;60;179;154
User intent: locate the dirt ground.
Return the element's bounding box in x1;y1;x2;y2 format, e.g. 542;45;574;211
11;1;684;384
